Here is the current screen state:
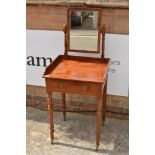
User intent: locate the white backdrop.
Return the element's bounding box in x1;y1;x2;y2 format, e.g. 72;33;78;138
26;30;129;96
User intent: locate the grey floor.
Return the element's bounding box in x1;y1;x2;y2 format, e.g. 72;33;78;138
26;107;129;155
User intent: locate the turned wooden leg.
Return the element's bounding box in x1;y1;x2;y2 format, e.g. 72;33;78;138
102;80;107;125
61;93;66;121
96;95;103;151
48;93;54;144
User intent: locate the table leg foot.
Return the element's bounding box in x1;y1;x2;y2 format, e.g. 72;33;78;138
50;131;54;144
96;145;99;151
51;140;54;144
64;116;66;121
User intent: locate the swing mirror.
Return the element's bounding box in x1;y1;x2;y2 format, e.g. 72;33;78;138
67;8;101;53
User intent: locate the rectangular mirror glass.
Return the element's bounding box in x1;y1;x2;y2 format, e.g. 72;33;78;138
68;8;101;53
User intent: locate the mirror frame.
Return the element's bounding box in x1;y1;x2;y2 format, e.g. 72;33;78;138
67;7;102;53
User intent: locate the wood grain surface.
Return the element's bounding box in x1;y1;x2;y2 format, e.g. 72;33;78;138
46;58;109;83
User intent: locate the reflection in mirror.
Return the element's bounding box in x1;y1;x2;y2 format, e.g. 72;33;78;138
69;10;99;52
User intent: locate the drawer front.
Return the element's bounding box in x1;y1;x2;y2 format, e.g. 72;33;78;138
46;79;102;96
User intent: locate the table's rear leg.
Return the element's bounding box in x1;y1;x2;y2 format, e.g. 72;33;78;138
62;93;66;121
96;95;103;151
48;93;54;144
102;80;107;125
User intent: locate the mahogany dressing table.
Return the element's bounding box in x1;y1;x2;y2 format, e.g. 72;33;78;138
43;7;110;151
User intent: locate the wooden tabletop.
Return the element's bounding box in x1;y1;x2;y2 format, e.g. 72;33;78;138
45;57;110;83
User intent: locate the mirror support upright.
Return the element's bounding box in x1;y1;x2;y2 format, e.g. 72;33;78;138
101;27;105;59
63;24;68;56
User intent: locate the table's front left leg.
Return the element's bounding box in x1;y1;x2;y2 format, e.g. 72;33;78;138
47;93;54;144
96;94;103;151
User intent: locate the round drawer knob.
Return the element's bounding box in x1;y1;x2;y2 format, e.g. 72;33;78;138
83;86;88;91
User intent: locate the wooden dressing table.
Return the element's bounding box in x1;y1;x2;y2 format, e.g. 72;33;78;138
43;8;110;150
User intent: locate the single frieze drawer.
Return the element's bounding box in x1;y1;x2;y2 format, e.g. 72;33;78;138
45;79;102;96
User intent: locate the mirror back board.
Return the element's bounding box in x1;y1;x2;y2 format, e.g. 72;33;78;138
67;8;102;53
